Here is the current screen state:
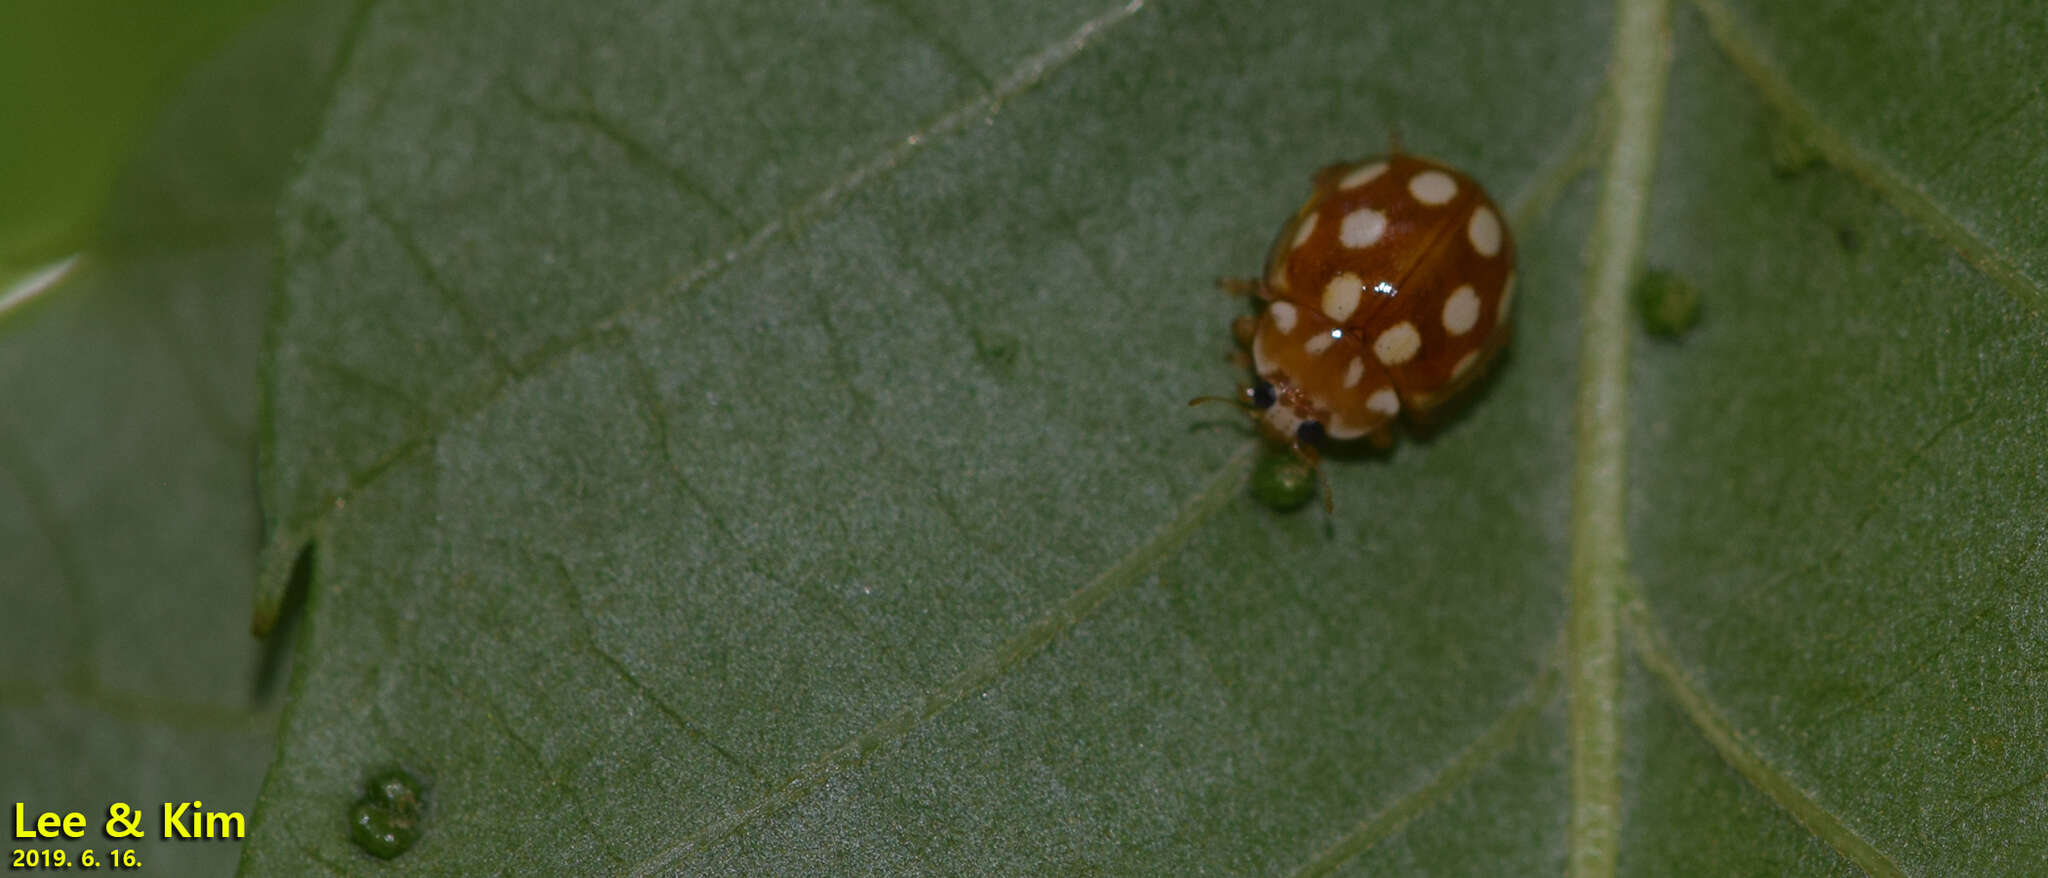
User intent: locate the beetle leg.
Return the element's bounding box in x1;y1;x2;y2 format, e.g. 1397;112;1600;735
1290;444;1334;515
1216;276;1267;298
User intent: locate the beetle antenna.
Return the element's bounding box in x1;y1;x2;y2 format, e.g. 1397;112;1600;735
1187;395;1253;412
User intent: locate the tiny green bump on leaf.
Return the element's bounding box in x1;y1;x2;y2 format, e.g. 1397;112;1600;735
1250;448;1317;512
348;768;426;860
1635;268;1702;339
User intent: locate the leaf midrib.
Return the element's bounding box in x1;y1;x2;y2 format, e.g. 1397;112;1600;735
1564;3;1673;876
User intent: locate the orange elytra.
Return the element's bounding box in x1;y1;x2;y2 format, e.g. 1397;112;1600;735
1196;152;1516;507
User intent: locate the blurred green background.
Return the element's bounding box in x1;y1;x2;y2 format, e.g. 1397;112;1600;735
1;0;281;284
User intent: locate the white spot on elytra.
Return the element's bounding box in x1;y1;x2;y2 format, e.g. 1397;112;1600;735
1366;387;1399;415
1373;321;1421;365
1342;356;1365;388
1468;206;1502;257
1498;273;1518;321
1453;350;1480;378
1291;212;1319;249
1304;328;1341;356
1252;330;1278;374
1321;272;1364;322
1328;415;1369;440
1268;301;1298;334
1442;285;1481;336
1339;208;1387;249
1408;170;1458;205
1339;161;1388;190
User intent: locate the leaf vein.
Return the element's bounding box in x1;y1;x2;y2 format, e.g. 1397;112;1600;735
366;203;517;377
868;0;996;92
1762;402;1983;605
617;346;912;677
682;5;795;175
1625;594;1907;877
1689;0;2048;320
1285;644;1563;878
540;554;770;785
1505;91;1611;234
505;83;751;230
1808;603;1999;730
140;289;251;447
431;659;627;869
0;429;97;685
264;0;1154;589
624;441;1253;876
299;352;432;418
301;844;351;876
1970;770;2048;812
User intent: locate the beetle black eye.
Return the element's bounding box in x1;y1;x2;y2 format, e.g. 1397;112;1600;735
1249;380;1276;409
1296;420;1327;447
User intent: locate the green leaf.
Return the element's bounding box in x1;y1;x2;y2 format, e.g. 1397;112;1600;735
0;2;354;875
1625;1;2048;873
242;0;2044;874
0;0;282;276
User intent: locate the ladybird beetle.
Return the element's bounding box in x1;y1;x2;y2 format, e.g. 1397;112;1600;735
1195;152;1516;505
